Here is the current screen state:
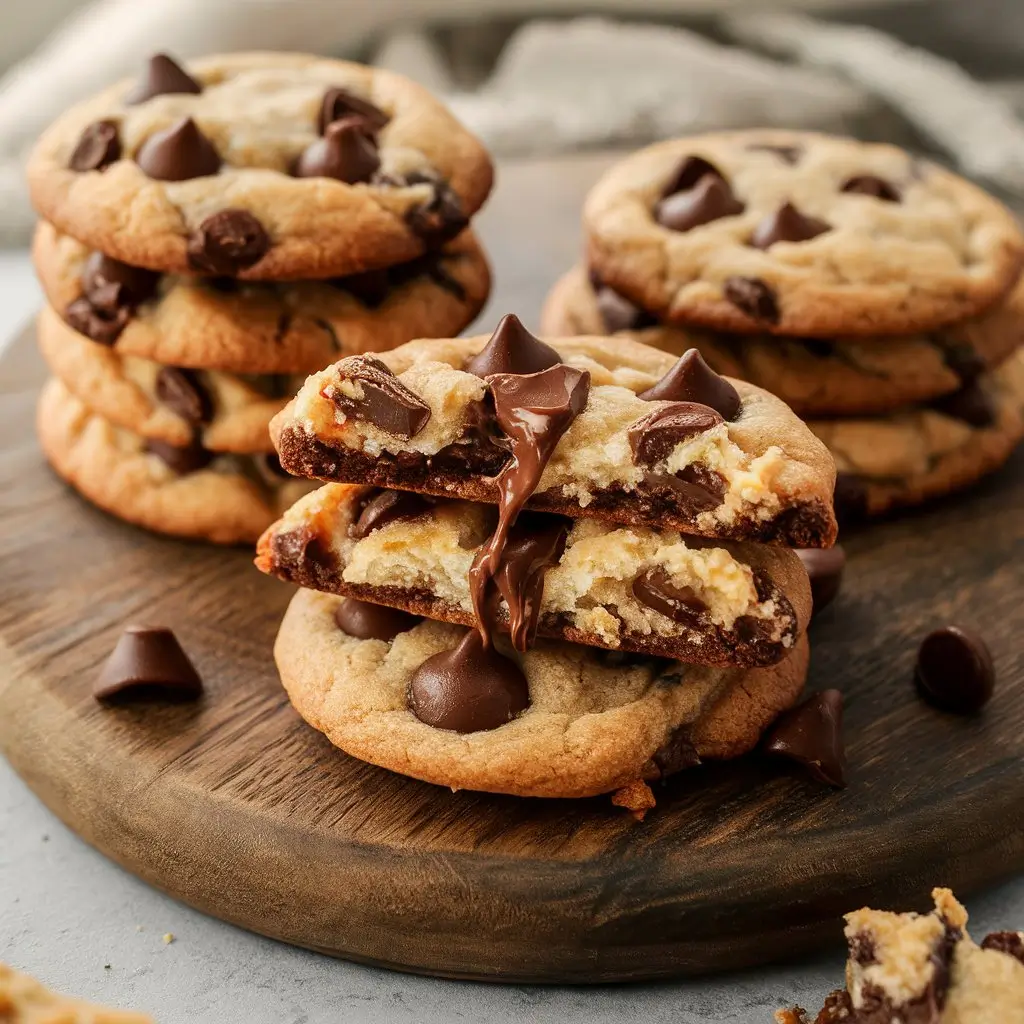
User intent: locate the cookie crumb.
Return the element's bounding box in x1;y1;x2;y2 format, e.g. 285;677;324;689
162;933;175;945
611;780;656;819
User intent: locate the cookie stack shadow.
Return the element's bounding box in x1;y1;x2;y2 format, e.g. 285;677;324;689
542;130;1024;527
25;51;493;544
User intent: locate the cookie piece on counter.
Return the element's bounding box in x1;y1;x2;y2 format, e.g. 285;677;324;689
584;131;1024;337
28;52;493;280
272;324;838;548
274;588;809;799
542;265;1024;418
38;378;312;544
0;961;152;1024
33;222;490;373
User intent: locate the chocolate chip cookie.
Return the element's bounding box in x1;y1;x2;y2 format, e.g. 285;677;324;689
27;52;493;279
584;131;1024;336
542;265;1024;418
33;221;490;373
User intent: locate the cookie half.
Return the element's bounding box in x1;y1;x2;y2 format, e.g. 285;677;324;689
272;332;838;548
542;266;1024;418
275;588;809;799
38;378;311;544
33;221;490;374
584;131;1024;336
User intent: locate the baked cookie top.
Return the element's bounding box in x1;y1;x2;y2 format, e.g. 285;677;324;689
542;265;1024;418
33;222;490;373
0;961;152;1024
27;52;494;279
584;131;1024;336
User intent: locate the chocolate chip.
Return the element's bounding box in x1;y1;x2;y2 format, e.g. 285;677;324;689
293;116;380;183
641;467;726;514
187;209;270;275
408;629;529;732
144;437;213;475
389;251;467;301
154;367;212;426
464;314;562;379
93;624;203;702
796;546;845;618
932;380;996;428
849;932;878;966
82;253;160;310
594;285;657;333
628;402;724;466
655;175;744;233
65;298;130;345
764;689;847;787
747;143;802;165
335;598;420;642
981;932;1024;964
351;489;434;539
937;341;985;386
135;116;220;181
661;156;725;196
125;53;202;105
330;266;391;308
318;86;389;134
750;202;830;249
915;625;995;714
833;472;868;527
68;120;121;172
404;174;468;245
723;277;780;324
270;525;336;576
632;567;707;627
651;728;702;778
638;348;741;420
841;175;901;202
323;355;430;439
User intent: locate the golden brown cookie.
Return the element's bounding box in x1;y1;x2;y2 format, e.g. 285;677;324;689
0;961;152;1023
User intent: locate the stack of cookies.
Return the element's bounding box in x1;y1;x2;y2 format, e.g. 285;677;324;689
542;130;1024;524
26;52;493;543
255;315;839;807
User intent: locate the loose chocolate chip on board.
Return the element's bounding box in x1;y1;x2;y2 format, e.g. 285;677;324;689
595;284;657;333
932;379;996;428
318;86;390;134
981;932;1024;964
632;567;707;627
68;120;121;172
841;175;901;202
655;175;745;233
723;276;781;324
335;598;420;642
125;53;202;105
135;117;221;182
82;253;160;310
915;625;995;714
323;355;431;439
751;202;830;249
351;489;434;539
155;367;212;426
639;348;741;420
404;173;469;245
661;155;725;197
144;437;214;475
187;209;270;275
764;689;847;787
796;546;845;618
293;116;381;183
629;402;724;466
65;298;131;345
93;624;203;702
746;143;802;165
465;314;562;378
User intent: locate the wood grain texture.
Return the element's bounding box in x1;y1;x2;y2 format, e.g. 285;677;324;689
2;155;1023;982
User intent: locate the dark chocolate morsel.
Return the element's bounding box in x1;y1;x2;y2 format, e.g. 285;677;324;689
318;86;389;135
764;689;847;787
747;143;802;165
144;437;213;475
723;276;780;324
293;116;380;183
594;285;657;333
651;727;702;778
841;175;901;202
65;298;130;345
641;467;725;514
404;174;468;245
82;253;160;310
187;209;270;275
750;202;830;249
932;379;996;428
628;402;724;466
408;629;529;733
323;355;430;439
796;546;845;618
632;567;707;627
833;472;869;527
93;624;203;702
68;120;121;172
915;625;995;714
937;340;985;386
464;314;562;379
661;155;725;197
351;489;434;539
655;175;744;233
330;266;392;308
155;367;212;426
135;117;221;182
125;53;202;105
980;932;1024;965
335;597;420;642
270;525;336;576
638;348;741;420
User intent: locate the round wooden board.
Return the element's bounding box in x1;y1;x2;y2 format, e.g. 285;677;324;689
3;156;1024;983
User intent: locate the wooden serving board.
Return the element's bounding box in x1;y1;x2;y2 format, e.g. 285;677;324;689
2;156;1024;983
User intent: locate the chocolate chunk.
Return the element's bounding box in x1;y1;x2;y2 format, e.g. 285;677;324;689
833;472;868;527
93;624;203;702
293;116;380;183
323;355;430;439
841;175;901;202
408;629;529;732
661;155;725;196
331;266;392;308
187;209;270;275
638;348;741;420
750;202;830;249
656;175;744;233
594;284;657;333
135;117;220;181
932;380;996;428
65;298;130;345
404;174;468;245
915;625;995;714
938;340;985;386
747;143;802;165
764;689;847;787
628;402;724;466
318;86;390;134
351;489;434;539
155;367;212;426
271;525;336;576
335;597;419;642
849;932;878;966
642;467;726;514
723;277;780;324
796;546;845;618
981;932;1024;964
651;728;702;778
82;253;160;310
632;567;707;627
68;120;121;172
144;437;213;475
125;53;202;104
464;314;562;379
